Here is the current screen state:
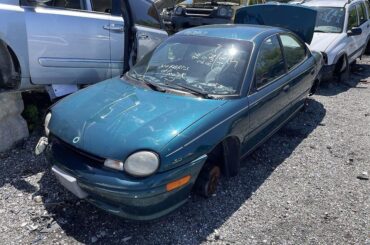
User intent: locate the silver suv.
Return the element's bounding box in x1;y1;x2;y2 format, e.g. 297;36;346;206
0;0;168;97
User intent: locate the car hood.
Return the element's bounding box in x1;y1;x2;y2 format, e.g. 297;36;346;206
235;4;317;44
49;77;226;160
309;32;339;53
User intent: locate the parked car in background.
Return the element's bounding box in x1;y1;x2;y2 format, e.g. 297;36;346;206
0;0;168;98
38;4;322;220
301;0;370;81
164;0;265;32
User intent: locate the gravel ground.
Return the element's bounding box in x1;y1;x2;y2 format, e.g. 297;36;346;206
1;57;370;245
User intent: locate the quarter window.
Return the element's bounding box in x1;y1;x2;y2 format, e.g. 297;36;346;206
280;34;307;70
91;0;112;13
255;36;285;89
347;7;359;30
357;3;367;25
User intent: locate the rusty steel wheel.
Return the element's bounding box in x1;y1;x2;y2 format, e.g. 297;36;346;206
195;165;221;198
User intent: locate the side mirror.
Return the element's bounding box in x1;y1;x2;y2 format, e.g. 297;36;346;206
347;27;362;36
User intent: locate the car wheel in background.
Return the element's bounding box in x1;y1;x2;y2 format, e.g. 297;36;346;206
334;56;350;83
194;164;221;198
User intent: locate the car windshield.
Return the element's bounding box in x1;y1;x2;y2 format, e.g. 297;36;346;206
313;7;345;33
127;35;252;96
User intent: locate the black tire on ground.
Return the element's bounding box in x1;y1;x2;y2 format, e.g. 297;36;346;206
300;98;309;112
334;56;350;83
194;164;221;198
365;40;370;55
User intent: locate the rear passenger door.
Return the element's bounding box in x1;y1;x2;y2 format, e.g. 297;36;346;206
22;0;111;85
279;33;315;108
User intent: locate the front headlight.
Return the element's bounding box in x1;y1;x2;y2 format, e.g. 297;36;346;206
175;6;184;15
124;151;159;177
44;112;52;136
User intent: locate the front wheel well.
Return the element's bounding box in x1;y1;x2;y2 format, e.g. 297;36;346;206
334;54;348;74
0;40;21;89
205;136;241;178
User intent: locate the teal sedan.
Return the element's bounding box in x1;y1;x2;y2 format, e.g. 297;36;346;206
40;10;323;220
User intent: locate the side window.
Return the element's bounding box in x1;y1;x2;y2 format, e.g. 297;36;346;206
366;1;370;20
347;6;359;30
91;0;112;14
280;34;307;70
357;3;367;25
38;0;86;10
255;36;285;89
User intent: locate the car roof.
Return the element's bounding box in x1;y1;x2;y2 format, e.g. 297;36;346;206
177;24;282;42
302;0;363;8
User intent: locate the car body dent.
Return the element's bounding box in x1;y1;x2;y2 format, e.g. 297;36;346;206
310;33;341;53
48;77;227;165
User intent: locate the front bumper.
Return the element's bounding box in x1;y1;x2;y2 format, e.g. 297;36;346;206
171;16;231;30
46;137;207;221
319;64;336;81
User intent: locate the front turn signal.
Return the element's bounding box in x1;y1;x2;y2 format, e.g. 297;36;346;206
166;175;191;192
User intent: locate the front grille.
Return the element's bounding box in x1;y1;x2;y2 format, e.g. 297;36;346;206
51;135;105;166
185;8;214;16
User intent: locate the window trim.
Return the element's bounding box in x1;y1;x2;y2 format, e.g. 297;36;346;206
278;33;309;73
347;5;360;31
22;0;89;12
249;34;287;95
357;2;368;25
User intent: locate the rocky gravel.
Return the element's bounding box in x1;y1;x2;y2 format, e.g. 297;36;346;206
1;58;370;245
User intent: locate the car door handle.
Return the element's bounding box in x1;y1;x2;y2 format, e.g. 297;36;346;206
137;34;150;40
103;24;124;32
283;85;290;92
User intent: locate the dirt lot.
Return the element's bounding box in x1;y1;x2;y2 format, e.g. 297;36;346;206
0;57;369;245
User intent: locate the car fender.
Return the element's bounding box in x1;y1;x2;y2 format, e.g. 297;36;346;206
325;35;347;65
160;99;246;172
0;3;30;79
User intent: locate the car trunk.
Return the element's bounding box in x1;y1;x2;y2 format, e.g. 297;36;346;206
234;4;317;44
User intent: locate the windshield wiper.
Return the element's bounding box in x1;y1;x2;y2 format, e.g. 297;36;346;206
127;71;166;93
164;82;214;99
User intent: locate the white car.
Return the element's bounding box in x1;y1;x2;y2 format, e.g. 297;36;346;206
303;0;370;81
0;0;168;98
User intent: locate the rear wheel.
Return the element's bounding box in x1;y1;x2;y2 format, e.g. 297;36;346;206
194;164;221;198
334;56;350;83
